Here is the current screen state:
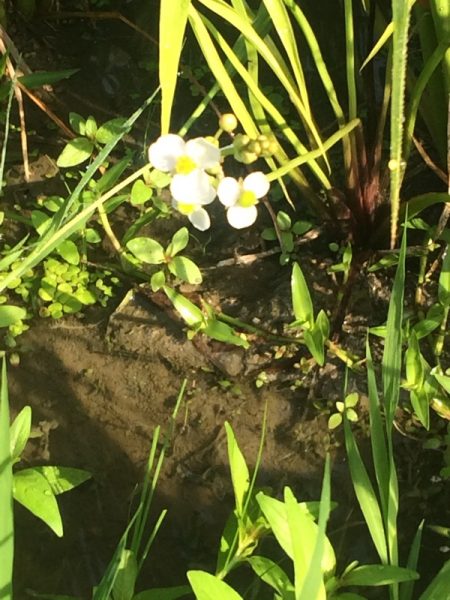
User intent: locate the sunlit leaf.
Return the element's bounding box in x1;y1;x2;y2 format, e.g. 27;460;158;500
168;256;202;285
56;240;80;266
9;405;31;463
56;137;94;168
187;570;243;600
127;237;165;265
34;466;91;495
0;305;26;328
13;468;63;536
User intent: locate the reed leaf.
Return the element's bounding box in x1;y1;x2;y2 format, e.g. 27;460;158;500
0;359;13;600
159;0;191;133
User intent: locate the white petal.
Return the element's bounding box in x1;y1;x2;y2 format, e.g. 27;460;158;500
217;177;241;207
189;208;211;231
186;138;221;169
243;171;270;198
170;169;216;204
227;205;258;229
148;134;185;172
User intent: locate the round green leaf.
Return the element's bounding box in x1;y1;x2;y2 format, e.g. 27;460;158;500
56;240;80;266
168;256;202;285
127;237;165;264
56;137;94;168
130;180;153;206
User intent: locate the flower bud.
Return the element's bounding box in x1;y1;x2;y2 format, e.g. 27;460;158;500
219;113;238;132
247;140;262;155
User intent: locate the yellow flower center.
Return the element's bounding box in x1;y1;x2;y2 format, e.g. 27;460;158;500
177;202;195;215
238;190;257;208
175;155;197;175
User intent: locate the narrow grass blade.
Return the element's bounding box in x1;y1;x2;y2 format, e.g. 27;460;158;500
188;6;258;135
0;359;13;600
196;0;325;151
382;224;407;426
202;15;330;189
389;0;412;247
366;339;389;518
159;0;191;133
400;520;424;600
418;559;450;600
298;455;331;600
343;414;388;563
262;0;309;111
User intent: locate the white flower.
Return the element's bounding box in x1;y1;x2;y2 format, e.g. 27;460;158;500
148;134;220;223
217;172;270;229
172;200;211;231
148;134;220;174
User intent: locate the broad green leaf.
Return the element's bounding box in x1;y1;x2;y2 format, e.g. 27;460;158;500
160;0;191;133
34;466;91;495
0;359;13;600
13;468;63;536
9;405;31;463
304;311;329;366
95;118;127;144
166;227;189;257
168;256;202;285
419;559;450;599
18;68;79;89
202;318;249;348
111;549;137;600
127;237;165;264
291;262;314;327
133;587;191;600
57;137;94;168
438;246;450;307
246;556;294;599
0;306;26;328
341;564;418;586
187;570;243;600
225;422;249;518
163;286;204;327
284;487;326;598
257;492;294;558
56;240;80;266
130;179;153;206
